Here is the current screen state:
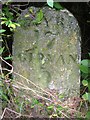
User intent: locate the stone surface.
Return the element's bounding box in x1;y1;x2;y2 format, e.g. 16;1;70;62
13;7;81;97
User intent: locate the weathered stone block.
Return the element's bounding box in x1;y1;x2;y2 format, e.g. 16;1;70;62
13;7;81;97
